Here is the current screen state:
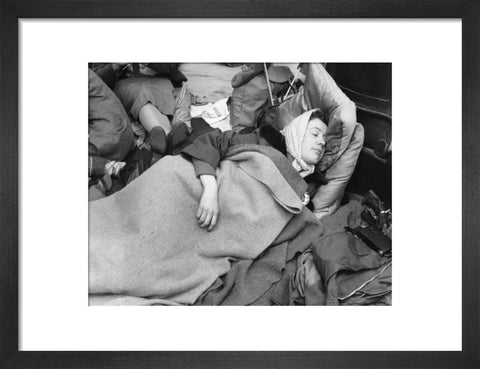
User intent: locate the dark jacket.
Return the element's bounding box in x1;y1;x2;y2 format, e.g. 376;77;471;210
180;118;328;205
181;118;286;177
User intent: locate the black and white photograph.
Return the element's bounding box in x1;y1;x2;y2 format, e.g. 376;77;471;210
3;10;475;367
88;62;392;306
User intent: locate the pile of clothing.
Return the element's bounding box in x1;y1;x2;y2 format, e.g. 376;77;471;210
272;232;392;306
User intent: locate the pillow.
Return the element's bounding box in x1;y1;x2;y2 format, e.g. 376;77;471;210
303;63;357;172
311;123;364;217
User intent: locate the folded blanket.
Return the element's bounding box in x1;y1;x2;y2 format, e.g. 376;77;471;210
89;145;320;305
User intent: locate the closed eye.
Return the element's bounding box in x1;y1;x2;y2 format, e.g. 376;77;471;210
311;128;322;137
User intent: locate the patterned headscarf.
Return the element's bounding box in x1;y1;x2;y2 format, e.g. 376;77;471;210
281;109;321;178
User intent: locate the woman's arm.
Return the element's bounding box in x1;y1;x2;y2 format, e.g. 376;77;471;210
197;174;219;231
181;126;242;174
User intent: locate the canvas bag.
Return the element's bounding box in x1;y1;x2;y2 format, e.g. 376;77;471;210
229;65;293;132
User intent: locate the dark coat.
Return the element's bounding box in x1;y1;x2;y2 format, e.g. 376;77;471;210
180;118;287;177
179;118;328;207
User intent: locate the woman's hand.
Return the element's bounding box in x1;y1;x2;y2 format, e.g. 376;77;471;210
197;175;219;231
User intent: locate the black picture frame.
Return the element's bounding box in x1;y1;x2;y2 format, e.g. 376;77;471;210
1;1;479;368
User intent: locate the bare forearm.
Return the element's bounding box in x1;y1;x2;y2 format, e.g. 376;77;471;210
199;174;217;189
197;175;219;231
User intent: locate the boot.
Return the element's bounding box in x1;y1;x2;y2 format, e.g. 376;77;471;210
148;126;168;155
168;122;190;155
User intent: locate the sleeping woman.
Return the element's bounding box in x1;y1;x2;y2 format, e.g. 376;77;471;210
176;108;329;231
88;109;328;306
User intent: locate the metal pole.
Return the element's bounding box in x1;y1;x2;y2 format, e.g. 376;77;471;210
263;63;275;106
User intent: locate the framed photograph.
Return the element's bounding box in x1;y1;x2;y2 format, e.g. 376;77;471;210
1;0;479;368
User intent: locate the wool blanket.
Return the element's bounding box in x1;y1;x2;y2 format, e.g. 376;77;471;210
89;145;323;305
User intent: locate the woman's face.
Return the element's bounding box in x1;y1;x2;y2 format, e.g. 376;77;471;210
301;117;327;165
